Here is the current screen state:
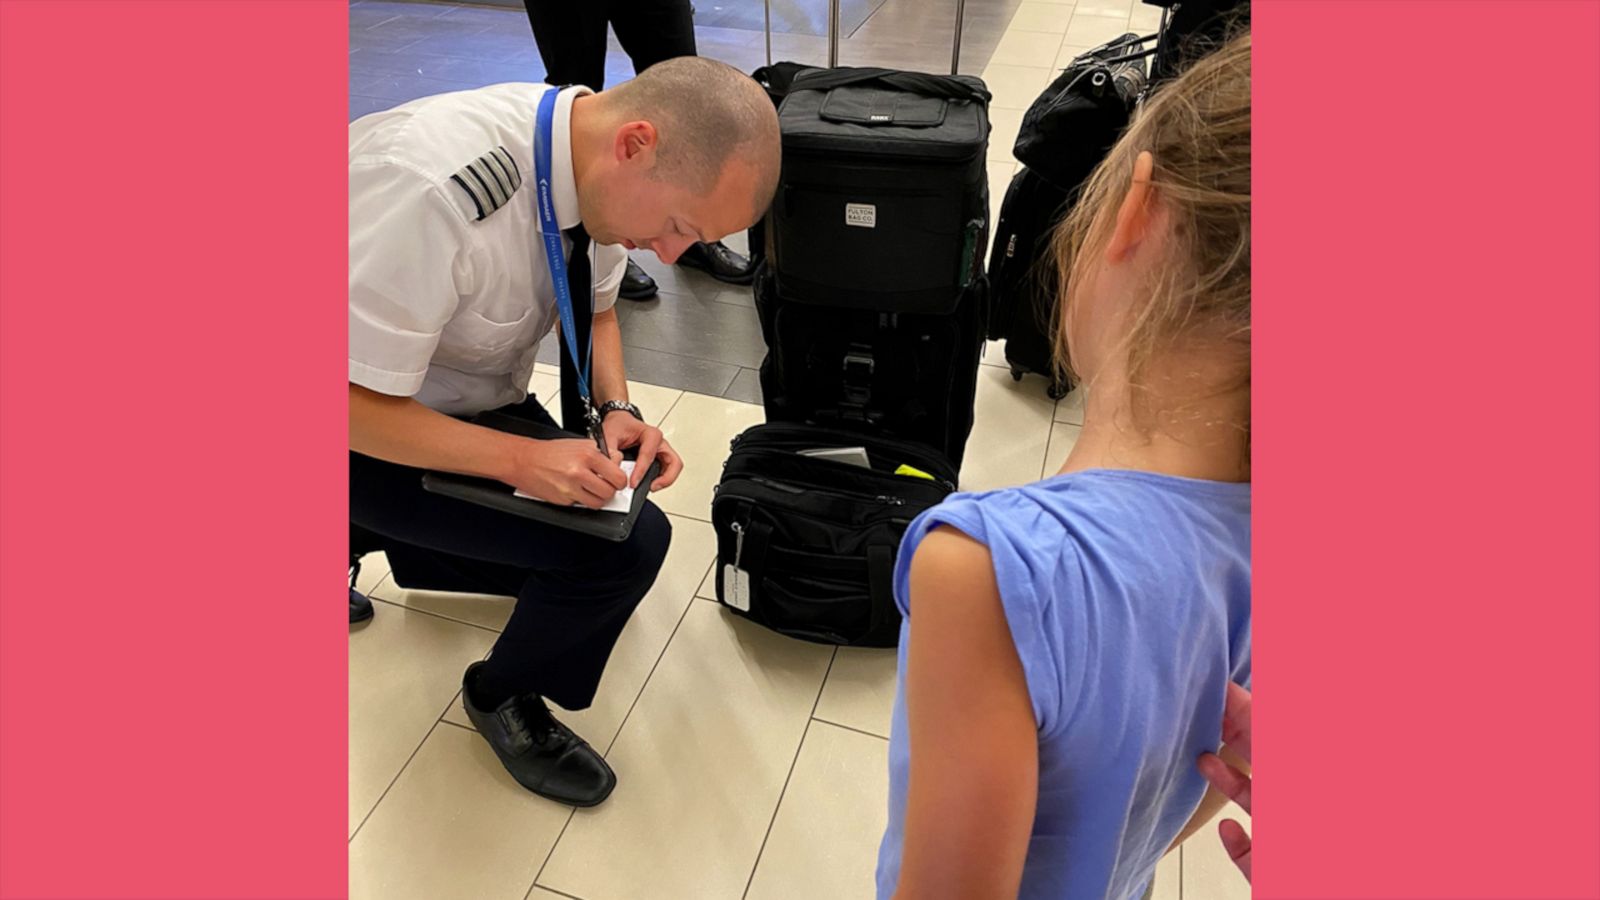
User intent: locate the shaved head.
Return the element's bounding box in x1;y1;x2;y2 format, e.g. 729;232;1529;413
602;56;781;216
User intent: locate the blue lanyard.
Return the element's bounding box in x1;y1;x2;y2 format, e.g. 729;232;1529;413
533;88;594;408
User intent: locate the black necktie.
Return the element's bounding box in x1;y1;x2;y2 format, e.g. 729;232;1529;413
557;224;594;435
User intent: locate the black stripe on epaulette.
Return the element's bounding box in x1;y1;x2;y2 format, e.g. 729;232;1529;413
467;162;499;208
482;154;515;199
449;148;525;221
450;172;487;220
490;147;521;191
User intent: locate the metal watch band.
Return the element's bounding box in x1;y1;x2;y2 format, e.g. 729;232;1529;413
598;400;643;422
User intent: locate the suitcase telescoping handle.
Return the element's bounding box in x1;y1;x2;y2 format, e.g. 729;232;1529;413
764;0;969;75
951;0;967;74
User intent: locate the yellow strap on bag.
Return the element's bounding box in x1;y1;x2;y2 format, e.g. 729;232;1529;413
894;464;936;481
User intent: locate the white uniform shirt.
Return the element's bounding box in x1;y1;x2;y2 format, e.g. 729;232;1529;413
349;83;626;416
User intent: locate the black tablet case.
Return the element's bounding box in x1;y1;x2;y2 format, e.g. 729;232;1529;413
420;410;662;543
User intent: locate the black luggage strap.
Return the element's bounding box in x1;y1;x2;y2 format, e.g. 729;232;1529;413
743;518;774;576
1066;31;1160;68
841;345;875;409
866;545;895;638
791;66;992;104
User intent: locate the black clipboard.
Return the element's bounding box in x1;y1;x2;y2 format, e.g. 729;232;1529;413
420;410;661;543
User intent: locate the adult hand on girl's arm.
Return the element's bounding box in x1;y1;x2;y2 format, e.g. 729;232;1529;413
1196;682;1253;881
893;526;1038;900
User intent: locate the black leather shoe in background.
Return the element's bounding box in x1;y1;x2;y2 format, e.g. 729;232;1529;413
350;588;374;624
618;258;658;300
461;662;617;807
676;240;755;285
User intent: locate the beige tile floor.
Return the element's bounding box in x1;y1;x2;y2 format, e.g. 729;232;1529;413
351;3;1250;898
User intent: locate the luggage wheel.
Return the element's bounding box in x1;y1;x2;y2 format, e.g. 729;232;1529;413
1009;367;1024;382
1047;381;1070;401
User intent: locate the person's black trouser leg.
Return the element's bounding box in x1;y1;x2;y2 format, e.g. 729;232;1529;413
523;1;611;88
349;397;671;711
608;0;698;74
524;0;696;87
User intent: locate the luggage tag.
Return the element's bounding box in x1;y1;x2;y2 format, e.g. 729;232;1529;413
723;520;752;612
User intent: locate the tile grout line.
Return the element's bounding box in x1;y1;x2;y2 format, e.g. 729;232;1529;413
528;885;586;900
653;383;688;425
740;646;839;900
349;716;445;845
355;14;400;33
426;553;711;732
369;595;507;636
632;376;721;409
614;339;749;395
435;645;494;727
841;0;882;41
529;581;702;894
690;555;719;609
643;285;756;313
358;566;395;600
528;813;578;897
809;715;891;744
598;589;699;758
1040;430;1051;482
658;509;712;526
1178;844;1183;900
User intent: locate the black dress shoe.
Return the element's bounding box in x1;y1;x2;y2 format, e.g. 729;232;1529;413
618;258;658;300
350;588;374;624
676;240;755;285
461;662;617;807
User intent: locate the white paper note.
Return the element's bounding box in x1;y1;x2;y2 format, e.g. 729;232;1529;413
515;460;635;514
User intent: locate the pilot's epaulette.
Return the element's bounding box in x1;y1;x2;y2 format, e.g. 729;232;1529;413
449;146;522;221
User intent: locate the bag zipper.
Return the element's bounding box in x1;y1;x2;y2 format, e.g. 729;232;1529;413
736;454;946;499
752;476;906;506
716;483;915;529
751;476;803;494
737;450;956;494
729;428;958;489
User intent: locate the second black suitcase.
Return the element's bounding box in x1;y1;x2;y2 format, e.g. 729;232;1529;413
986;165;1075;397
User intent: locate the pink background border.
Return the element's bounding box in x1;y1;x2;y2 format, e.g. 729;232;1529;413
1;1;348;896
1255;1;1599;896
1;0;1597;897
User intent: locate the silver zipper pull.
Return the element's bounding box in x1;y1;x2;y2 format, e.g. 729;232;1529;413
731;520;746;568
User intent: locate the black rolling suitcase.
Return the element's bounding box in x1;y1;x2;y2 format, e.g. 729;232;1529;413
752;2;992;469
709;1;977;650
981;0;1252;394
986;34;1151;396
986;166;1075;397
746;59;812;272
1147;0;1251;89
